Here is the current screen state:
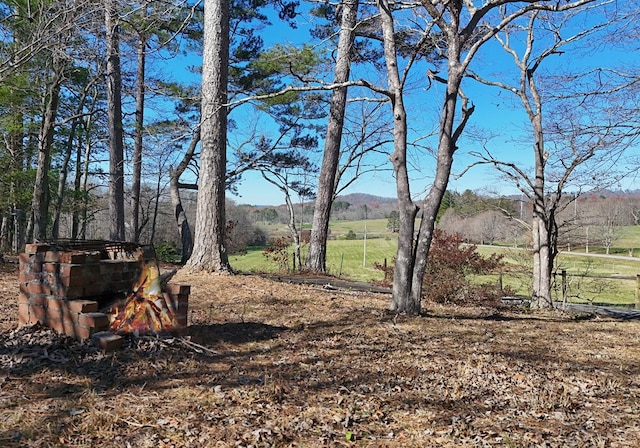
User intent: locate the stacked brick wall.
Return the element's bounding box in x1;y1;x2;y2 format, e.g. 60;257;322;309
18;243;190;344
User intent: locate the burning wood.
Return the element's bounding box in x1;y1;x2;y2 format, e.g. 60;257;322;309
107;264;179;335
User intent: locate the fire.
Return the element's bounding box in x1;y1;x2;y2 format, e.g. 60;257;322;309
108;263;178;335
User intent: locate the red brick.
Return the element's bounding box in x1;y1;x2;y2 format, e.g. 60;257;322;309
64;286;86;299
62;316;80;334
92;331;123;352
78;312;109;330
47;317;65;334
20;282;52;296
165;283;191;295
18;303;31;324
18;292;30;305
67;300;98;313
99;262;117;275
19;252;35;265
19;294;49;308
59;263;100;279
43;262;59;273
72;325;92;340
30;304;46;323
82;282;106;296
57;252;85;264
43;251;60;262
85;251;102;263
18;271;39;282
24;244;41;254
45;305;63;322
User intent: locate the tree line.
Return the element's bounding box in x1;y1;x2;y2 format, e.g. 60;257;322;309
1;0;639;312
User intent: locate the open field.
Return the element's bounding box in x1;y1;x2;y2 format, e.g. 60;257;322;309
232;229;640;305
1;263;640;447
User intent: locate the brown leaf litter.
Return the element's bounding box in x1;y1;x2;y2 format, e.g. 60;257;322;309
1;262;639;447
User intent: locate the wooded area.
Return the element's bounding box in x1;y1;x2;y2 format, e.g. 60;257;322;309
1;0;639;312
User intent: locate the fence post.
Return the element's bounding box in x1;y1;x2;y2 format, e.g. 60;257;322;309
562;269;567;309
636;275;640;310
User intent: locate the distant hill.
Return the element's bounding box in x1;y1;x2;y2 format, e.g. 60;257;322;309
335;193;397;206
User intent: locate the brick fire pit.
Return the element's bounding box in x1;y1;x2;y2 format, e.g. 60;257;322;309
18;241;189;350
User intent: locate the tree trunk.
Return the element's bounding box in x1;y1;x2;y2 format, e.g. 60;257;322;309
306;0;359;273
6;107;24;251
169;130;198;264
529;78;555;309
105;0;126;241
381;0;473;314
31;64;62;241
52;89;86;239
185;0;232;273
131;28;146;243
285;192;302;271
51;117;77;240
377;0;420;313
71;125;83;239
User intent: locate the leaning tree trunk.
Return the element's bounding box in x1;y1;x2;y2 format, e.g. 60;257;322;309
169;129;198;264
185;0;232;273
105;0;126;241
306;0;359;273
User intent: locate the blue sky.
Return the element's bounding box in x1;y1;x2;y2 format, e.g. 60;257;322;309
161;3;639;207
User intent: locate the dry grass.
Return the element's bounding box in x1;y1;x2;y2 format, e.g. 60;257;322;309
1;263;640;447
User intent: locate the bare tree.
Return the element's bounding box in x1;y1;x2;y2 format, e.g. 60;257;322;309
467;4;636;307
374;0;603;314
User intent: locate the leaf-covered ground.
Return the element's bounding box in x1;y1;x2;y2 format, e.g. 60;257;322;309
1;262;640;447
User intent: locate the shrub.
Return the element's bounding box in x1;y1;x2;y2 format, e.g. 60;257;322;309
374;229;506;305
345;230;357;240
154;242;181;263
262;236;291;273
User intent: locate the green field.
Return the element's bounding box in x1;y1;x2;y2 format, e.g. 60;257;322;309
231;223;640;306
230;234;397;283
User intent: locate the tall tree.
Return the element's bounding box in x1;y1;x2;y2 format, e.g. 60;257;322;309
130;4;148;243
185;0;232;272
105;0;125;241
378;0;600;314
306;0;359;273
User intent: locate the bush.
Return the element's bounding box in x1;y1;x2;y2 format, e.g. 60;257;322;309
374;229;506;305
262;237;291;273
345;230;357;240
154;242;181;263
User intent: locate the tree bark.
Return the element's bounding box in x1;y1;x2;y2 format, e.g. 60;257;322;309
382;0;474;314
105;0;126;241
185;0;232;273
169;130;198;264
31;62;62;241
377;0;420;313
131;26;146;243
306;0;359;273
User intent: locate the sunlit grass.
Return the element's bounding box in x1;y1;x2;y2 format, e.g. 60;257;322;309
231;224;640;306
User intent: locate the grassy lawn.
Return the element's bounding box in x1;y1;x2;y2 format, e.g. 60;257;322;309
232;224;640;306
230;235;397;283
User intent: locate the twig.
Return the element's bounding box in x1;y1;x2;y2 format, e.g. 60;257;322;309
177;337;218;356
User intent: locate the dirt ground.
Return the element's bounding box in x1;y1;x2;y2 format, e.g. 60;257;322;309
1;261;640;447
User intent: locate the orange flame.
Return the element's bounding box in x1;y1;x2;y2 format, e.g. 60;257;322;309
108;264;178;335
